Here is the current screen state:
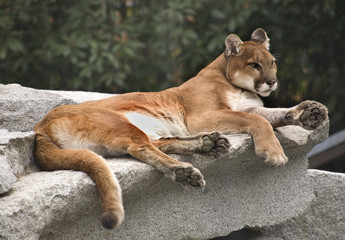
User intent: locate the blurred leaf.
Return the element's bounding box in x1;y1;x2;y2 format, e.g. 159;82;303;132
0;46;8;59
0;15;13;29
79;67;92;78
6;37;25;53
211;9;226;19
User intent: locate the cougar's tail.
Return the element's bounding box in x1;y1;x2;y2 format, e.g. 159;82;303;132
34;133;124;229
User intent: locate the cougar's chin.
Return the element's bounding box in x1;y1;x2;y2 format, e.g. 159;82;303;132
257;89;272;97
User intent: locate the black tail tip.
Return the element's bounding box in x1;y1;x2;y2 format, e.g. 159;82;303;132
101;210;123;230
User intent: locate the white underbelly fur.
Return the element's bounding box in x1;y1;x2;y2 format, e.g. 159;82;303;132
124;112;190;140
53;111;190;157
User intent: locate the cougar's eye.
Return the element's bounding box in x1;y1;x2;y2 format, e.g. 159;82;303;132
248;62;260;70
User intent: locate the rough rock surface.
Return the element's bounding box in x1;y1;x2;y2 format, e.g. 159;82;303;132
0;83;111;132
261;169;345;240
0;129;35;193
0;156;15;194
0;84;333;240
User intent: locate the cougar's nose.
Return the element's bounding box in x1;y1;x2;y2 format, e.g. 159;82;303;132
265;79;277;88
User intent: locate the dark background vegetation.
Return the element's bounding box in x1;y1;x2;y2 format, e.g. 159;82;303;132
1;0;344;169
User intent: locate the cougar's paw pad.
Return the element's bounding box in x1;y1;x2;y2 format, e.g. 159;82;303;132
201;136;215;152
201;132;230;157
173;166;205;189
298;101;328;130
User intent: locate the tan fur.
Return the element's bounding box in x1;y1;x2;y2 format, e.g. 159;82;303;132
34;28;327;229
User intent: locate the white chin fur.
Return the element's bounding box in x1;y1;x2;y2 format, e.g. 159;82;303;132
258;90;272;97
257;82;277;97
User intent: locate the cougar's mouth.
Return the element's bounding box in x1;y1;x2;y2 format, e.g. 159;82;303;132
258;89;272;97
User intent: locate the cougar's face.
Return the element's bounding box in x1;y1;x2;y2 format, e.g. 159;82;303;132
226;42;278;97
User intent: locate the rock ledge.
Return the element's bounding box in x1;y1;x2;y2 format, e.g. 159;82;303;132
0;84;335;240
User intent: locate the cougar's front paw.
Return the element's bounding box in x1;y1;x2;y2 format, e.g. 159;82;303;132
295;101;328;130
172;165;205;189
263;151;288;167
256;141;288;167
201;132;230;157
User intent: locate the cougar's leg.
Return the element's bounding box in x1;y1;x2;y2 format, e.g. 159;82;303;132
83;111;206;189
244;100;328;129
151;132;230;157
187;110;288;167
126;141;205;188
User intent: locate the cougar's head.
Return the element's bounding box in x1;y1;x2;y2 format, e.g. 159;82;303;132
224;28;277;97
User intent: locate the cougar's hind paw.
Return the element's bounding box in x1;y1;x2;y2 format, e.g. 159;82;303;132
172;165;205;189
201;132;230;157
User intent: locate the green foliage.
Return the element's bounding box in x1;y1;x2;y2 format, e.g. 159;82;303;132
0;0;344;132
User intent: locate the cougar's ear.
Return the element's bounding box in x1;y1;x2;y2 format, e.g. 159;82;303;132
251;28;270;50
225;34;243;56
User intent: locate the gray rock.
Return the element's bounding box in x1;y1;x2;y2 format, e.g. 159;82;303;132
261;169;345;240
0;155;16;194
46;89;113;103
0;129;36;176
0;129;35;194
0;84;112;132
0;84;73;132
0;123;328;240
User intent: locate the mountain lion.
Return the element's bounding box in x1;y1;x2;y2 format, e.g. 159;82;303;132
34;28;327;229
